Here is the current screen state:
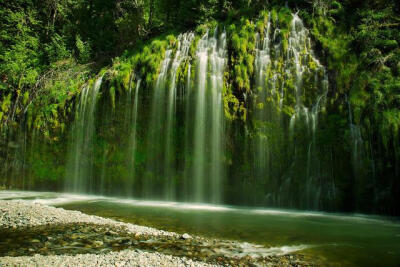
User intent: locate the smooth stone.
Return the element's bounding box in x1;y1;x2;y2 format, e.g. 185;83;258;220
181;233;191;240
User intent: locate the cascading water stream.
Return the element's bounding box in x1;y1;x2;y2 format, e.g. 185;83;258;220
288;14;328;139
164;33;194;200
288;14;330;208
191;28;227;203
144;49;172;198
345;94;375;206
254;16;272;181
209;29;227;204
125;77;142;196
144;29;226;203
193;32;209;202
66;76;103;193
146;33;195;200
183;62;192;201
346;95;364;177
252;12;330;209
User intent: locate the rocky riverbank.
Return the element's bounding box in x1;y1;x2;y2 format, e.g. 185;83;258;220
0;250;216;267
0;200;217;266
0;200;314;266
0;200;175;236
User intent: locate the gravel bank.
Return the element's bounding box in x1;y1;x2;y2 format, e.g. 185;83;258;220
0;200;175;236
0;200;216;267
0;250;216;266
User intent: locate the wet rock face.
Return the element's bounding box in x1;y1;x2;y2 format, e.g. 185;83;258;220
0;223;313;266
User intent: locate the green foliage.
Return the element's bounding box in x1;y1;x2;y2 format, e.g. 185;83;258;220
0;7;40;90
349;4;400;149
25;60;90;135
45;34;71;63
75;35;92;64
277;7;292;29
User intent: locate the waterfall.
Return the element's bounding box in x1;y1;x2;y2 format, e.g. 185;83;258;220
255;17;271;91
191;28;227;203
183;62;192;201
252;13;330;208
210;29;227;203
59;14;330;208
146;33;195;200
66;76;103;193
287;14;328;139
165;33;194;200
62;14;328;207
193;33;208;202
143;29;226;203
346;95;363;177
254;16;272;181
125;77;141;196
142;28;226;203
145;49;172;198
345;94;371;205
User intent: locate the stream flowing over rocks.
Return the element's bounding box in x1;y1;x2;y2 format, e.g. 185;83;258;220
0;200;313;266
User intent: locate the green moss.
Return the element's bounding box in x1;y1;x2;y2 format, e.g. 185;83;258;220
280;29;289;52
224;91;240;121
381;110;400;148
118;62;133;91
239;103;247;121
270;9;278;26
166;35;176;46
110;86;116;111
256;20;265;35
228;17;256;95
